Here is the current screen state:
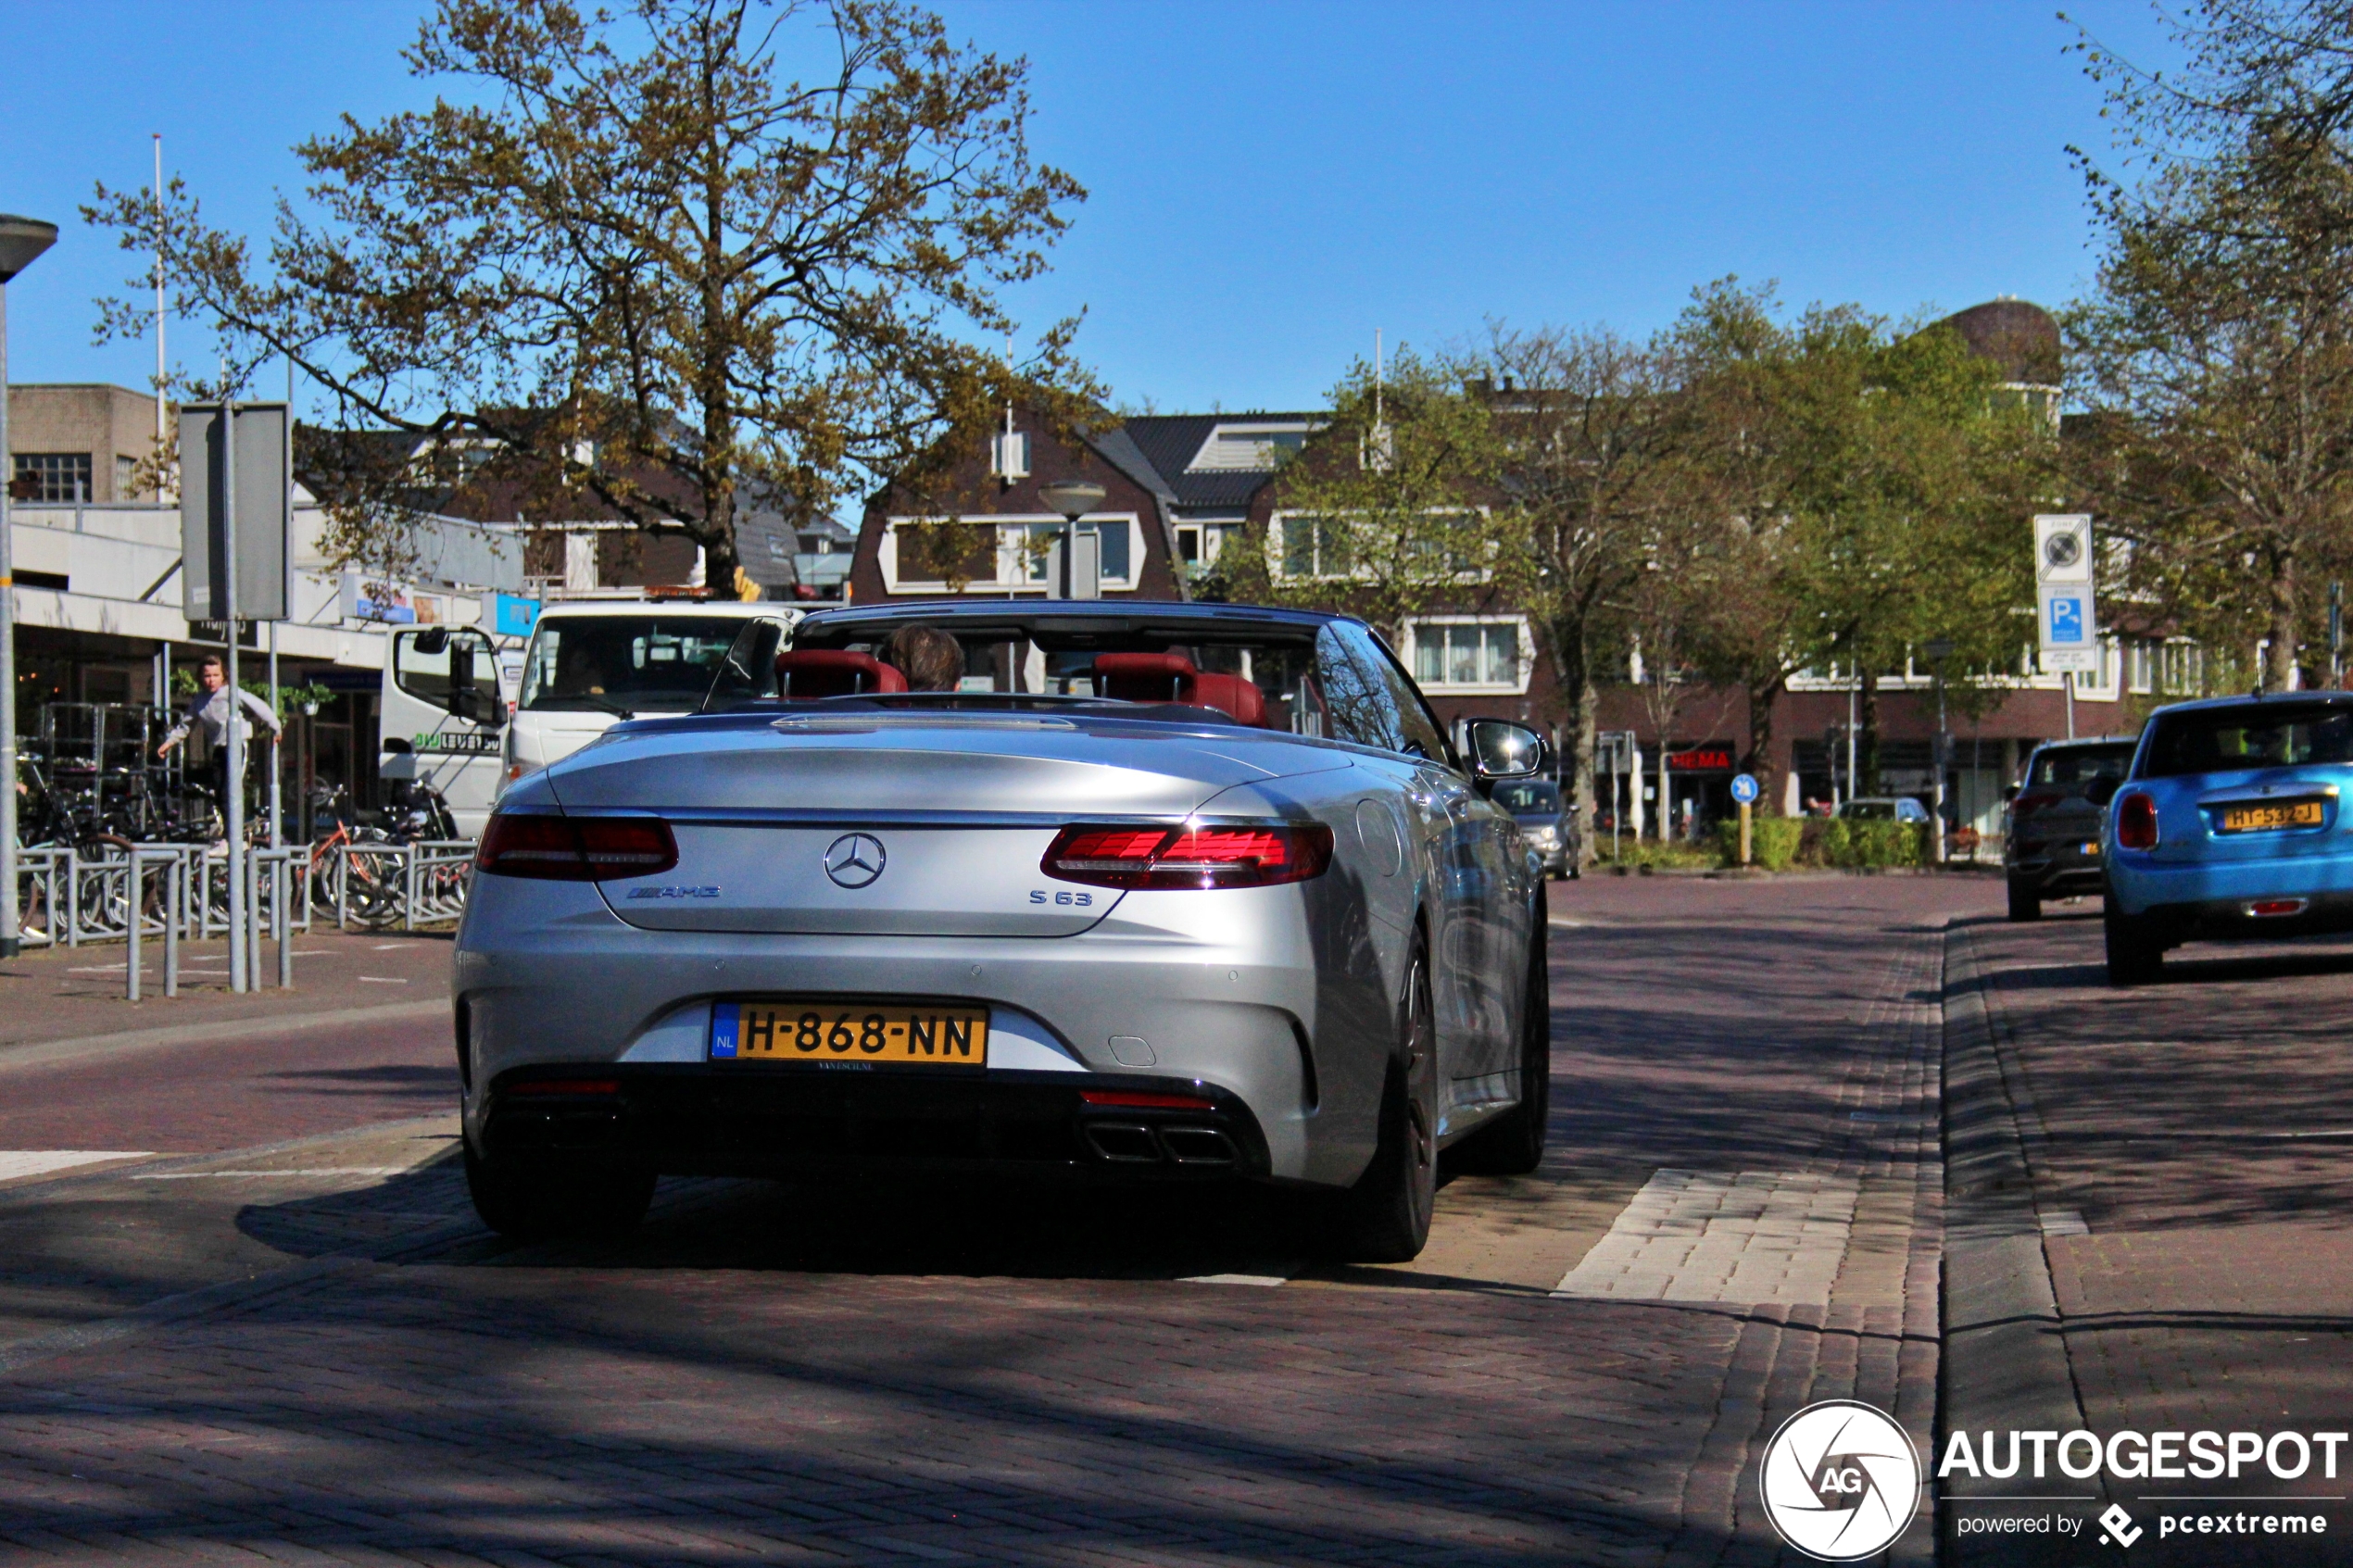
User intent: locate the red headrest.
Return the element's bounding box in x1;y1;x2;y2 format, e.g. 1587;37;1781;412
1094;652;1196;703
774;649;908;699
1189;672;1267;728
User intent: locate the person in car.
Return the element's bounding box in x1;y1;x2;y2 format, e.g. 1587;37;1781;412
884;624;963;692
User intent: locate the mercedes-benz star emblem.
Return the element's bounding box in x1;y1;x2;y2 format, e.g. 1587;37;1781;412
824;833;887;889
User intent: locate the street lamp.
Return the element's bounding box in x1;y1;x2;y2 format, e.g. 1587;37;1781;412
0;214;58;960
1923;637;1955;868
1037;478;1106;599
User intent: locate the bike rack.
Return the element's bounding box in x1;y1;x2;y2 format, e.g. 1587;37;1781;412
126;847;187;1001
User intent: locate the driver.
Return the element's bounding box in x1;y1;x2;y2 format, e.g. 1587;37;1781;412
884;624;963;692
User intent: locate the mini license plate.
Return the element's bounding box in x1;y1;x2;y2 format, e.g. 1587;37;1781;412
2219;800;2325;833
710;1000;988;1067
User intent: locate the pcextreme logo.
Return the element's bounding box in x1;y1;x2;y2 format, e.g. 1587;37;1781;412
1758;1400;1924;1562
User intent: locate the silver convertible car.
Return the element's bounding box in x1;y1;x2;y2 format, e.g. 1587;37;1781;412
454;600;1553;1261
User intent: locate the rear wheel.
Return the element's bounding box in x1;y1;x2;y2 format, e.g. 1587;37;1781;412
464;1144;655;1241
1447;934;1551;1176
2006;880;2042;922
1334;945;1439;1261
2104;904;2163;985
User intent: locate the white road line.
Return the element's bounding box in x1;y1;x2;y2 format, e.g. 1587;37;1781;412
1178;1273;1290;1287
371;943;404;950
357;976;409;984
0;1151;154;1180
132;1167;413;1180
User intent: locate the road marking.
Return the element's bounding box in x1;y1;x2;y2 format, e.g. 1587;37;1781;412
1553;1169;1859;1306
1179;1273;1290;1287
0;1151;154;1180
132;1168;413;1180
371;943;405;950
357;976;409;984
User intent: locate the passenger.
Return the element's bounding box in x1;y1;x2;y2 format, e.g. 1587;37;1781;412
884;624;964;692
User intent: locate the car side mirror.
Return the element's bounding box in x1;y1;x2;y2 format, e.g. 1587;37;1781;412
1464;719;1546;782
2085;776;2120;807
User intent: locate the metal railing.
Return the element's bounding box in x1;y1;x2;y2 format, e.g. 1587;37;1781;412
328;839;474;932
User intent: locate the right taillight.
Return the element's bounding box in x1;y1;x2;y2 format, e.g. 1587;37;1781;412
1041;821;1335;889
476;812;679;880
2114;792;2158;851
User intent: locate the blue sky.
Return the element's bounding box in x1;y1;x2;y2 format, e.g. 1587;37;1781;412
0;0;2173;416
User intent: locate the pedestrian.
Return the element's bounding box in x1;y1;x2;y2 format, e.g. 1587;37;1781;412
157;653;283;829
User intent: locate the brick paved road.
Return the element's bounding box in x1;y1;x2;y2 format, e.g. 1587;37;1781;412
0;875;1989;1566
1946;909;2353;1566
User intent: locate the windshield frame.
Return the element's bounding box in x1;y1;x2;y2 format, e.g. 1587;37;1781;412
519;614;751;716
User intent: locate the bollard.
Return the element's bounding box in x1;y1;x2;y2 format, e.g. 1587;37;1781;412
275;854;291;989
127;855;143;1003
164;854;181;997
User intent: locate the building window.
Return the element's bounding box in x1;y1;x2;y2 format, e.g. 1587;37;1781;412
14;453;92;503
1410;618;1525;692
2126;638;2156;695
1277;514;1353;579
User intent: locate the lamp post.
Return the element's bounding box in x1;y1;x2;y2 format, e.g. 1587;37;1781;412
1923;637;1955;867
0;215;58;960
1037;478;1105;599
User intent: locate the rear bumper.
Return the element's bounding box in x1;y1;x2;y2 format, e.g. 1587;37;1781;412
480;1063;1274;1182
2007;835;2105;896
2109;851;2353;938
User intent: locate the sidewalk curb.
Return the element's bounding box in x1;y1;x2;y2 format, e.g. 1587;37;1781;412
0;997;447;1072
1940;920;2092;1562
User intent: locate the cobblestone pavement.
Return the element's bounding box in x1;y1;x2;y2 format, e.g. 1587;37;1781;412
0;876;1984;1566
1948;909;2353;1565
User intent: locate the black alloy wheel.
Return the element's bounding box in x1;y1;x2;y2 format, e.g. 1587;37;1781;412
1336;944;1440;1261
2103;903;2163;986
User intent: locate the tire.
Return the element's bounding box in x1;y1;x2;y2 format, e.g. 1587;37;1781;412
464;1143;655;1241
2006;880;2042;922
2104;904;2163;986
1447;934;1551;1176
1334;944;1440;1261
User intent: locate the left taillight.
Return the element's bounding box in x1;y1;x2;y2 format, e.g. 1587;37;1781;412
475;813;678;880
1041;821;1335;890
2114;792;2159;851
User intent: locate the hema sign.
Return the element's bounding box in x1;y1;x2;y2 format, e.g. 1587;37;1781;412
178;401;290;623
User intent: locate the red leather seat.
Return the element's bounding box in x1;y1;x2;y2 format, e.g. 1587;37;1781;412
1094;652;1195;703
774;649;908;698
1189;672;1267;727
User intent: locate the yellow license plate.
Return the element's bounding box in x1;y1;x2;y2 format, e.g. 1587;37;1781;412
710;1000;988;1067
2220;801;2325;833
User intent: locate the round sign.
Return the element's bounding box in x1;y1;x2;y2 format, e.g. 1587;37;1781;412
1757;1399;1921;1562
2044;531;2082;571
1730;772;1760;806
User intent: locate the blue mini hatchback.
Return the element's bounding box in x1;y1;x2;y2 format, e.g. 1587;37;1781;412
2102;691;2353;984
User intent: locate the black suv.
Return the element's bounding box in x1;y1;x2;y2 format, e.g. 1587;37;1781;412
2004;737;2137;921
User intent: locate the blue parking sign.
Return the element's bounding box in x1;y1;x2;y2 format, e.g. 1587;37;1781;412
2048;596;2084;644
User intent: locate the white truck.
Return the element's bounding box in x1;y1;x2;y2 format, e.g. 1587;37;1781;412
379;598;803;838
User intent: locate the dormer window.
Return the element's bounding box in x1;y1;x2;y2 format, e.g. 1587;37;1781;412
1186;423;1312;471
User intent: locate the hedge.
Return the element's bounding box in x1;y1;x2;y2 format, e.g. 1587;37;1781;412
1714;816;1931;870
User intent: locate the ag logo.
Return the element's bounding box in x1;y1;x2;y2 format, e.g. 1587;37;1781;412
1758;1399;1921;1562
